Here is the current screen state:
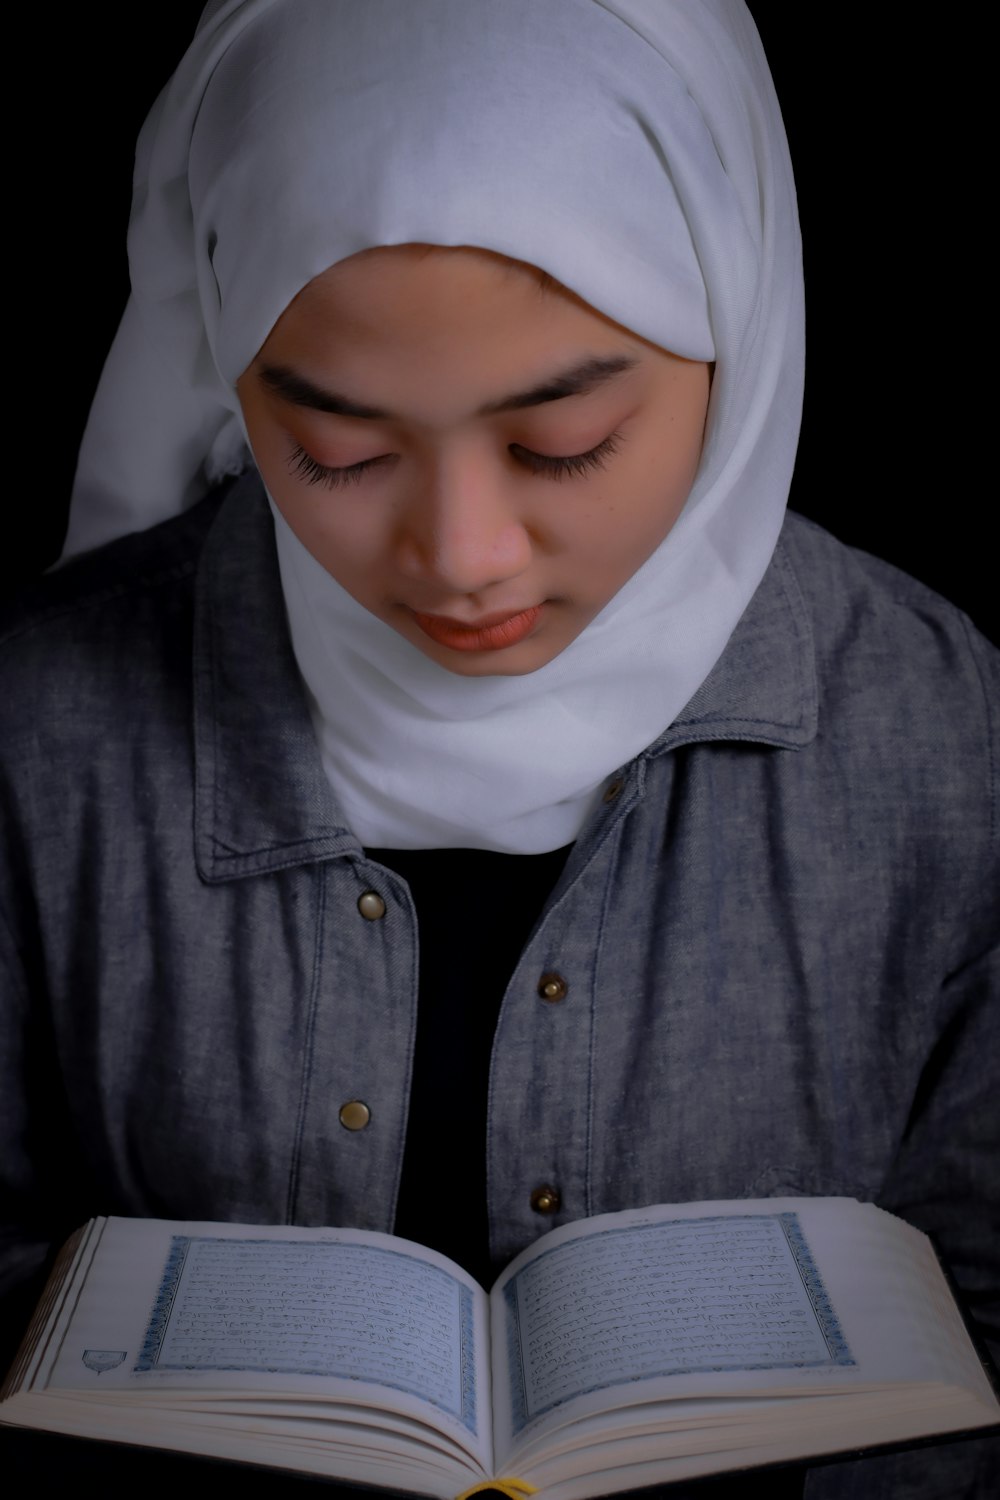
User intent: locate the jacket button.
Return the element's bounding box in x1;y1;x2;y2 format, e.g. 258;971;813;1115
339;1100;371;1131
602;777;624;803
538;972;568;1002
530;1184;561;1214
357;891;386;921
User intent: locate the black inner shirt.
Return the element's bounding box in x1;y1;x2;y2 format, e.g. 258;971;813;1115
366;843;572;1288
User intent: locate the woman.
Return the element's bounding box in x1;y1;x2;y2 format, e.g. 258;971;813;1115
3;1;997;1493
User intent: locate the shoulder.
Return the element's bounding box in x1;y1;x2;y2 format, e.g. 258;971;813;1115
779;509;998;742
0;487;231;732
1;487;227;651
772;511;999;934
779;507;995;642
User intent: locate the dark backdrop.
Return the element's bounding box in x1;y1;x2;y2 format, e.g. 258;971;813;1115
12;7;994;644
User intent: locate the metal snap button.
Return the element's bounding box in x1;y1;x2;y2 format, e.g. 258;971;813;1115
602;777;624;803
530;1184;561;1214
339;1100;371;1131
357;891;386;921
537;972;568;1002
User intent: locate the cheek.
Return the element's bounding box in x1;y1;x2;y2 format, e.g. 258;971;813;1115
257;466;383;597
622;419;705;553
242;421;373;578
280;495;387;590
584;459;694;585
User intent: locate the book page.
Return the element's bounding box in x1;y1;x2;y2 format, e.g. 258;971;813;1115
489;1196;998;1469
39;1218;491;1462
138;1236;477;1412
499;1210;850;1436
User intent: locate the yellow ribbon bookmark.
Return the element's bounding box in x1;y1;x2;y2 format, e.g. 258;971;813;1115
455;1481;539;1500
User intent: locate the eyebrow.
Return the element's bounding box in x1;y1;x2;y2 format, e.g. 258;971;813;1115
256;354;639;420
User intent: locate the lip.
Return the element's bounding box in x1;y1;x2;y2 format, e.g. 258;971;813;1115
410;605;544;652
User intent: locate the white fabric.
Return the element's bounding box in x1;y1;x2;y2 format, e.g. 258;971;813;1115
65;0;804;853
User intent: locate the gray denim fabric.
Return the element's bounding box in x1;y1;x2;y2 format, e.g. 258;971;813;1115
2;471;998;1493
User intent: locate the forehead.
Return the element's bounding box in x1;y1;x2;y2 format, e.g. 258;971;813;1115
270;245;615;339
254;245;649;399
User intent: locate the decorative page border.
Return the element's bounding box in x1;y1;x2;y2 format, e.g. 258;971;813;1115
504;1211;854;1435
776;1212;853;1363
136;1235;191;1372
135;1235;477;1434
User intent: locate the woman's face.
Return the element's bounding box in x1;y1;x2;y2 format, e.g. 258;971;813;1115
237;246;710;676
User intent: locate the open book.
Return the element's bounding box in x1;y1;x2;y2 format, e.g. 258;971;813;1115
2;1198;997;1498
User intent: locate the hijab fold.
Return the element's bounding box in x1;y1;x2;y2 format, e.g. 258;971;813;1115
65;0;804;852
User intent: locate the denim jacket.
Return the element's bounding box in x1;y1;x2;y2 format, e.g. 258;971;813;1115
2;472;997;1494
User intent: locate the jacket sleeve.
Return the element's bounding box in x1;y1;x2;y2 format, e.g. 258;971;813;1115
0;876;91;1372
804;940;998;1499
805;1011;1000;1496
803;612;1000;1500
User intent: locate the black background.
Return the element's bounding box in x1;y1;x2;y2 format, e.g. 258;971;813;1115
10;7;995;644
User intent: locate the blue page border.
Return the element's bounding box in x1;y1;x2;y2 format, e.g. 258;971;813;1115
135;1236;477;1434
504;1211;854;1435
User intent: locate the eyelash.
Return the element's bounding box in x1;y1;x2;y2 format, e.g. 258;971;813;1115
287;432;623;490
512;432;622;481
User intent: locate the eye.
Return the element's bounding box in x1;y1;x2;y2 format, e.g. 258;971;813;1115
286;430;624;488
287;443;394;489
510;430;623;481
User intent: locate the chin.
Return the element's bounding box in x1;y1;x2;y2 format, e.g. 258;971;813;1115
432;651;551;678
414;636;560;678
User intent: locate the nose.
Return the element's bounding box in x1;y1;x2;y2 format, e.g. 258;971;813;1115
394;451;533;596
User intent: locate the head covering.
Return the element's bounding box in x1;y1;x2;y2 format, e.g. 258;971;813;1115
65;0;803;852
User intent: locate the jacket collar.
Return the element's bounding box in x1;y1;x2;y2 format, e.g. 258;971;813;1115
194;475;817;881
647;527;818;758
193;474;359;882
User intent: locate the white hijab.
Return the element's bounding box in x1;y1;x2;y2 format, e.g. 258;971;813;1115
66;0;803;853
